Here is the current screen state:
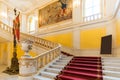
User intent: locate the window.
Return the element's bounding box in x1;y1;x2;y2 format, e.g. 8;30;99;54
83;0;102;22
28;16;36;33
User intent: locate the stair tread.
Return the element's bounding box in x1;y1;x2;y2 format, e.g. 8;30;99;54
103;75;120;80
34;75;52;80
46;68;62;72
71;60;101;63
57;74;87;80
69;63;101;67
65;66;101;72
41;71;58;76
103;70;120;74
62;70;102;78
50;64;64;68
103;66;120;69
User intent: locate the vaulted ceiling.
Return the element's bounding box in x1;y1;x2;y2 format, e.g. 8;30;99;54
1;0;52;13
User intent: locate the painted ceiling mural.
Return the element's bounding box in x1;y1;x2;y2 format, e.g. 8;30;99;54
39;0;72;27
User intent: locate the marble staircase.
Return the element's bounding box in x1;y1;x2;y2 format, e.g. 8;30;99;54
33;55;73;80
102;57;120;80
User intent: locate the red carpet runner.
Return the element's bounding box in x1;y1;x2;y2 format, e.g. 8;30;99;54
56;56;103;80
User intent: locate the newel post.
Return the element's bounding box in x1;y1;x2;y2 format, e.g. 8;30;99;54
18;40;37;80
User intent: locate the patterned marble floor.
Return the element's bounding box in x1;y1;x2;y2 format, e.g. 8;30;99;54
0;65;18;80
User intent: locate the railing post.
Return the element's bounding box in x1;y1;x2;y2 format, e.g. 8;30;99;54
18;40;37;80
18;58;37;80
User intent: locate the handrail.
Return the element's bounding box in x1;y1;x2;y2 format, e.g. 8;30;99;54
0;20;58;49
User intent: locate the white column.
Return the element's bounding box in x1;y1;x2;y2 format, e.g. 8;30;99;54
106;21;116;47
73;28;80;49
73;0;82;23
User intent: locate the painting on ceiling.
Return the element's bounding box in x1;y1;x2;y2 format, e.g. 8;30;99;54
39;0;72;27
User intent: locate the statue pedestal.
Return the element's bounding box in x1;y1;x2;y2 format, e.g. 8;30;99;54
18;57;36;80
18;41;36;80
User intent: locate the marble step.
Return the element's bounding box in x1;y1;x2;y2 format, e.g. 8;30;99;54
49;64;64;69
102;63;120;67
103;66;120;72
53;62;68;66
33;75;52;80
102;58;120;61
103;70;120;78
56;59;71;63
103;75;120;80
45;68;62;74
40;71;58;79
102;60;120;63
60;57;73;60
102;57;120;59
102;61;120;64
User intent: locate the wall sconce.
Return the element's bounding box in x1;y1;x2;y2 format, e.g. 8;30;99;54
73;0;80;8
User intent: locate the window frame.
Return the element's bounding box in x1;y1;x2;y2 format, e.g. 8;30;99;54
82;0;104;22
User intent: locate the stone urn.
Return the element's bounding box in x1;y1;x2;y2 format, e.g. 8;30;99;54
21;40;33;58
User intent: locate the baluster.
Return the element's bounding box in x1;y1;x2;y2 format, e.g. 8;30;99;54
43;55;45;66
53;50;55;59
40;56;43;67
49;52;51;61
38;58;41;68
44;41;46;47
46;41;48;47
46;54;48;64
43;40;45;46
36;58;39;70
46;54;49;64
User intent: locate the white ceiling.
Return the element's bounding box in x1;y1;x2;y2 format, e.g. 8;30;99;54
1;0;51;13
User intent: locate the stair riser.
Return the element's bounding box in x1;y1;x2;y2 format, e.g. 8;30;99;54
65;68;102;74
61;72;102;79
102;64;120;67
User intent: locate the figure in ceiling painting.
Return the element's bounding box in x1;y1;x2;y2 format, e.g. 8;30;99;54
59;0;68;16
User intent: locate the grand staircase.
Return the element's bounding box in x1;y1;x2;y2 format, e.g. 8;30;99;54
33;53;120;80
0;21;120;80
34;55;73;80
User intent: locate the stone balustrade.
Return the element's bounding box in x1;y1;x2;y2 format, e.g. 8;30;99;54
0;21;61;80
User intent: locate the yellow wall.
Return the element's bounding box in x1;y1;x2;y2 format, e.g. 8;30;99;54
116;18;120;46
80;27;106;49
43;32;73;48
0;42;37;62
